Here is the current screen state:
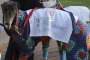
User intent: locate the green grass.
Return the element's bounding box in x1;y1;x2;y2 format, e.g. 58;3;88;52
60;0;90;8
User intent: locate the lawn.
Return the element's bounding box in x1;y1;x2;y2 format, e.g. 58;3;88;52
60;0;90;8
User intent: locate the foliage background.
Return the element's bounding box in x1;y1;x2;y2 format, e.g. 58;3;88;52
60;0;90;8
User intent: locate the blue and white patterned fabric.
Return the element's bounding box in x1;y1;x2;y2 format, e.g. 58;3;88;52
10;10;39;57
66;20;89;60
